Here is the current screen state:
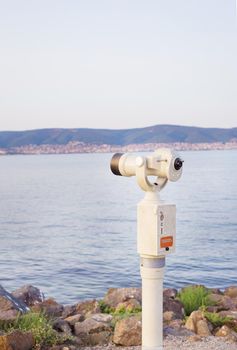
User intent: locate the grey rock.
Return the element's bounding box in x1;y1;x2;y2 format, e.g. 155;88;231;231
12;285;44;307
74;317;112;345
164;318;194;337
64;314;84;326
209;294;237;311
164;325;194;337
208;288;223;295
53;318;72;335
224;286;237;299
75;299;100;317
208;293;224;304
163;311;176;323
163;288;178;299
215;325;232;337
103;288;141;308
185;310;204;333
206;306;221;313
74;317;111;336
196;319;212;336
0;285;28;322
163;295;184;320
218;310;237;320
31;298;64;317
83;331;112;346
62;305;77;318
113;316;142;346
91;313;113;323
0;330;34;350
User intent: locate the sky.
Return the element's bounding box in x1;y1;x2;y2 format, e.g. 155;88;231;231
0;0;236;131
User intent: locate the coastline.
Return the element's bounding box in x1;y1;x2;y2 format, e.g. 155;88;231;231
1;284;237;350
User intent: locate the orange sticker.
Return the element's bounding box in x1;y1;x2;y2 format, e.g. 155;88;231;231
160;236;173;248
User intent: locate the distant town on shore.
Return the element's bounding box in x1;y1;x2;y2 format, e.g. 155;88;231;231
0;124;236;155
0;140;237;155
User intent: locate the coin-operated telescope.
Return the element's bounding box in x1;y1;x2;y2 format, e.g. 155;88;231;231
110;148;183;350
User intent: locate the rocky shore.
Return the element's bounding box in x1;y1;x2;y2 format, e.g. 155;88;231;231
1;284;237;350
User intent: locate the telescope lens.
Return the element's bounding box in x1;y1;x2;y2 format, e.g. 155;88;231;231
110;153;123;176
174;158;183;171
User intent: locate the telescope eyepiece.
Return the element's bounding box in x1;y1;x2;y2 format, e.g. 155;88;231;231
174;158;183;171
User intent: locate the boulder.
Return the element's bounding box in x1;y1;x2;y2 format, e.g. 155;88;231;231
74;314;112;345
53;318;72;335
163;288;178;299
185;310;204;333
164;325;194;337
75;300;100;317
215;325;232;337
196;319;211;336
164;319;194;337
0;330;34;350
103;288;141;308
185;317;196;333
208;293;237;311
168;319;183;329
113;315;142;346
74;315;112;335
218;310;237;320
12;285;44;307
62;305;77;318
31;298;63;317
64;314;84;326
208;293;224;305
208;288;223;295
0;285;28;322
163;311;176;323
205;306;220;313
220;296;237;310
82;331;112;346
163;295;184;320
224;286;237;299
185;311;212;336
90;313;113;323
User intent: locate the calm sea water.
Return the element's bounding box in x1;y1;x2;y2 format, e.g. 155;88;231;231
0;150;236;304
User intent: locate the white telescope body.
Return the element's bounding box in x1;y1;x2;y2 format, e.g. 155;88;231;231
110;148;183;350
111;148;183;192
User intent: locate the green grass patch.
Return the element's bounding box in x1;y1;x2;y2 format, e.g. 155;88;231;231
1;312;71;349
205;312;233;328
98;300;115;314
113;305;142;315
98;300;141;316
177;285;214;316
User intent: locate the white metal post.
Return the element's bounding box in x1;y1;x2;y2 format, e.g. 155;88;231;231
137;189;175;350
140;257;165;350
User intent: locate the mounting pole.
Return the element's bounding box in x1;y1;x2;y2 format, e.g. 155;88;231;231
110;148;183;350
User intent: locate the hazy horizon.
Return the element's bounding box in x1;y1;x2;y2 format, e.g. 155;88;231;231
0;1;236;131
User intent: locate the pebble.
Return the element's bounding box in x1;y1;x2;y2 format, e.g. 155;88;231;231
82;335;237;350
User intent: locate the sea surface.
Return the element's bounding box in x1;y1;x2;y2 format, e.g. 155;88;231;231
0;150;236;304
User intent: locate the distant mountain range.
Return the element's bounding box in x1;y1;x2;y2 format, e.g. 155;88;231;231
0;125;236;148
